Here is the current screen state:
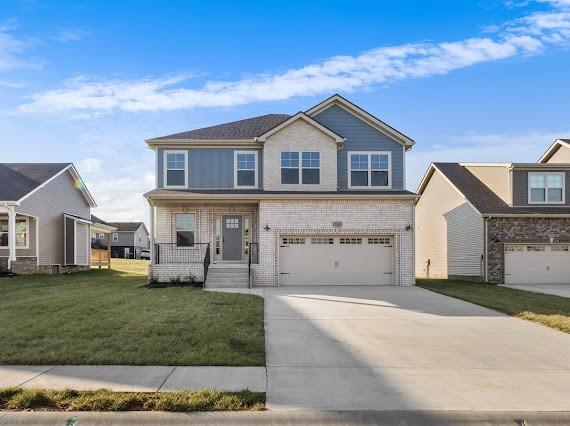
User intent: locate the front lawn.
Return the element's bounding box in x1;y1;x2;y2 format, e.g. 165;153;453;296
0;259;265;365
417;279;570;333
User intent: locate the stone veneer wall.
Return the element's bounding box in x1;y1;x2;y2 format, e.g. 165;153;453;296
486;217;570;283
252;199;415;287
5;257;89;275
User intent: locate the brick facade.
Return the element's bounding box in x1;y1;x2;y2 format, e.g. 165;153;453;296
486;217;570;283
151;199;416;287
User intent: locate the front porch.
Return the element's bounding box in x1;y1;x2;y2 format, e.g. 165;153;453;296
149;203;260;285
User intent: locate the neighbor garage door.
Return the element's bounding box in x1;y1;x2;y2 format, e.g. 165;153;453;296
279;235;393;285
505;244;570;284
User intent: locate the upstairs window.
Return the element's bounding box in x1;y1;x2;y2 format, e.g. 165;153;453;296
281;152;300;184
112;233;118;242
164;151;187;188
529;172;565;204
349;152;391;188
176;214;195;246
234;151;258;188
281;151;320;185
302;152;320;184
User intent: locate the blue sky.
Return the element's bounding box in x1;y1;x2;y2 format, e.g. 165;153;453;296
1;0;569;222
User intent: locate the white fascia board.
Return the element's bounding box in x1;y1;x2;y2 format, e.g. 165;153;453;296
255;112;344;143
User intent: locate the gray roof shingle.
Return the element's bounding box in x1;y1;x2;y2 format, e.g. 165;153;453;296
434;162;570;215
0;163;71;202
151;114;291;141
107;222;144;232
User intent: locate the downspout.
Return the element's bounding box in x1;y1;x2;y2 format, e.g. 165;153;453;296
483;216;488;283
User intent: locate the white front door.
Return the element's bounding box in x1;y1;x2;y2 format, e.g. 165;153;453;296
505;244;570;284
279;235;394;286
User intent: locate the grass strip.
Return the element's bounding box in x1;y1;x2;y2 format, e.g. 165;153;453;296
0;387;265;411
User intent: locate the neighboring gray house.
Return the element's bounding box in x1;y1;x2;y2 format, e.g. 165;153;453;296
416;139;570;285
0;163;96;274
108;222;149;259
144;94;418;287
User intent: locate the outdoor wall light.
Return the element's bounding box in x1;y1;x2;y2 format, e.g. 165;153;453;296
405;225;412;231
264;224;271;231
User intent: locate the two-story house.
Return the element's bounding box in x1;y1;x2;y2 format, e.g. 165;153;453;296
108;222;150;259
416;138;570;285
144;95;417;287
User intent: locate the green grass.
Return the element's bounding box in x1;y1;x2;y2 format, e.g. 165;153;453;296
0;259;265;365
0;387;265;411
417;279;570;333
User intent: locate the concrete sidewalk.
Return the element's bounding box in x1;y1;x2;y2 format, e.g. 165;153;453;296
0;365;266;392
500;283;570;298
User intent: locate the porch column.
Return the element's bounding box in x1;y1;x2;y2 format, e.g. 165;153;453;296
7;205;16;269
149;204;155;264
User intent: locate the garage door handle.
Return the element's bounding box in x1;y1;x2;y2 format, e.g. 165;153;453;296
280;272;291;275
384;272;393;274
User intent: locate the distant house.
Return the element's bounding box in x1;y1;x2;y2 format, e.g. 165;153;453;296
108;222;149;259
0;163;96;274
90;215;116;269
416;138;570;285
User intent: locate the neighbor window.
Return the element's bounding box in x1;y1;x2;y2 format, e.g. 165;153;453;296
302;152;320;184
349;152;390;188
281;152;300;184
112;233;118;242
0;218;28;248
164;151;187;187
529;172;564;203
234;151;258;188
176;213;195;247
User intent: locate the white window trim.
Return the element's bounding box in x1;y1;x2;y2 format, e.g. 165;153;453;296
163;149;188;189
528;172;565;205
233;151;258;189
0;216;29;249
175;213;197;247
348;151;392;189
280;151;321;185
112;233;119;243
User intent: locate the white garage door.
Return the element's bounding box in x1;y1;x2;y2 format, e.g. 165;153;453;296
505;244;570;284
279;235;393;286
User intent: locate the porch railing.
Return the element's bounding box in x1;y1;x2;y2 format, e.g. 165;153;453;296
154;243;210;265
248;242;259;288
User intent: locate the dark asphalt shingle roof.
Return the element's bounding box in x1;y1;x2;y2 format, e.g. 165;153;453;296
434;162;570;215
151;114;291;140
107;222;144;232
0;163;71;202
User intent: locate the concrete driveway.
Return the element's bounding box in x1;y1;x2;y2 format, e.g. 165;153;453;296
263;286;570;411
500;284;570;298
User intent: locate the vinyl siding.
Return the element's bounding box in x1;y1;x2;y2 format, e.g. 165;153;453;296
17;170;91;266
512;169;570;206
546;144;570;163
133;225;149;249
463;165;510;203
157;148;263;189
75;222;89;265
312;105;405;190
111;231;134;246
416;170;484;279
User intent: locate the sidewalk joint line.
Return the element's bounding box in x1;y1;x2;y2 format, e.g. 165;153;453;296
16;366;55;387
156;366;177;392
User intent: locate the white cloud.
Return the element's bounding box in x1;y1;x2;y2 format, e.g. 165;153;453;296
0;25;42;72
19;2;570;115
77;157;102;174
406;129;570;190
88;173;155;226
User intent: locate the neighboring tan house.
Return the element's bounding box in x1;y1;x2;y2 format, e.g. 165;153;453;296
0;163;96;274
144;94;418;287
108;222;149;259
416;139;570;285
539;138;570;163
91;215;116;268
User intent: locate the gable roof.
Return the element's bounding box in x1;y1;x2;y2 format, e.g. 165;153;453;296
305;94;415;149
255;112;344;143
107;222;145;232
538;138;570;163
419;162;570;216
0;163;96;208
148;114;291;142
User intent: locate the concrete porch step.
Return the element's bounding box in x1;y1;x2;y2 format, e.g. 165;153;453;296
206;267;250;289
206;281;250;289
